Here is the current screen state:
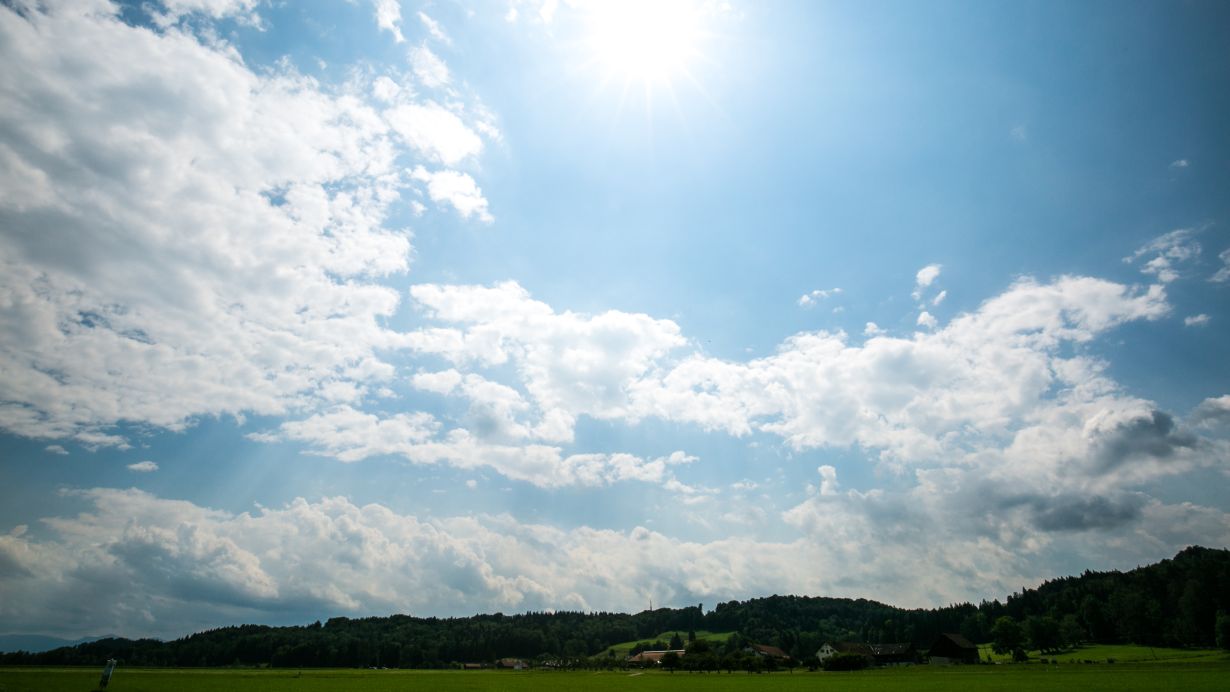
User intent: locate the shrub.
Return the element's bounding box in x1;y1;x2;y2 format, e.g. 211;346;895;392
822;653;870;671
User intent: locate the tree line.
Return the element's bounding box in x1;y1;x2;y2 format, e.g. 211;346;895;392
3;546;1227;668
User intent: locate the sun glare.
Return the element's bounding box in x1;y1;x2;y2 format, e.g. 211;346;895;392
585;0;706;89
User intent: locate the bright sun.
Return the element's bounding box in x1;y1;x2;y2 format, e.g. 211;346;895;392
585;0;707;90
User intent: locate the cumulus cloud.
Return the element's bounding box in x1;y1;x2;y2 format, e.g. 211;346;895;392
126;460;160;472
912;263;941;300
406;281;686;431
258;404;695;489
374;0;405;42
5;487;1223;639
1189;396;1230;429
1170;159;1189;169
386;102;483;165
410;44;450;88
153;0;262;27
44;444;68;455
410;166;492;222
0;1;497;448
1213;248;1230;283
348;275;1207;515
1185;314;1210;327
1125;229;1202;283
632;276;1169;463
797;287;841;308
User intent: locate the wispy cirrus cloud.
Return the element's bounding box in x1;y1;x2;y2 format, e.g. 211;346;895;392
1212;248;1230;283
1125;229;1202;283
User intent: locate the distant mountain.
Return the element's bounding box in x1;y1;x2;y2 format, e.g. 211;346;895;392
0;633;113;653
3;547;1227;667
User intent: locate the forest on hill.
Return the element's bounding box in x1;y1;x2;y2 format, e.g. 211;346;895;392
3;546;1228;668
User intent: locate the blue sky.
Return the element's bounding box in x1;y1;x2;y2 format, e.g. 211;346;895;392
1;0;1228;640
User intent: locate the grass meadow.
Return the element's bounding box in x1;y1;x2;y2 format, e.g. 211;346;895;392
978;642;1229;665
3;660;1230;692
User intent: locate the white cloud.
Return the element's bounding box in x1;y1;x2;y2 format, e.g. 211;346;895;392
1184;314;1210;327
912;263;941;300
1212;248;1230;283
0;2;498;447
259;403;693;489
817;465;839;496
538;0;559;24
916;310;937;329
1125;229;1202;283
406;281;686;430
863;322;884;337
632;276;1170;464
1170;159;1189;169
44;444;68;455
932;289;947;306
1190;395;1230;429
371;75;403;102
411;44;450;88
382;276;1187;507
154;0;262;27
374;0;405;42
797;287;841;308
410;166;493;222
127;460;159;473
386;102;483;165
418;11;451;44
2;487;1225;639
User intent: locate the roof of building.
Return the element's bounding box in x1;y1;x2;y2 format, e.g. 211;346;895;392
749;643;789;658
869;643;916;656
932;633;977;650
627;650;686;664
825;642;873;656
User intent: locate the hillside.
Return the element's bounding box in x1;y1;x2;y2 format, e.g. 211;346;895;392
3;546;1227;667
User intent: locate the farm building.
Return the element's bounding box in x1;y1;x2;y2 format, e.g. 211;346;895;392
927;633;980;664
626;650;685;665
816;642;871;662
816;642;916;666
868;643;917;666
746;643;789;660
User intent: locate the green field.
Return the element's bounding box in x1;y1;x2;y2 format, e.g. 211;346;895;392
979;642;1229;665
4;662;1230;692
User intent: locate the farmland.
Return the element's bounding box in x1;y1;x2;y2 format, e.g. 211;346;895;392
3;660;1230;692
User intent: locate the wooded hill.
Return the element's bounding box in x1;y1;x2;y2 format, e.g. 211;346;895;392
3;546;1227;667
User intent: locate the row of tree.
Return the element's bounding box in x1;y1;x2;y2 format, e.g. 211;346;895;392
3;546;1227;668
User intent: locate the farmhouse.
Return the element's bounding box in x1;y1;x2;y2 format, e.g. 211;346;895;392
868;642;917;666
626;650;685;665
816;642;871;662
496;658;527;670
927;632;980;664
746;643;789;660
816;642;917;666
